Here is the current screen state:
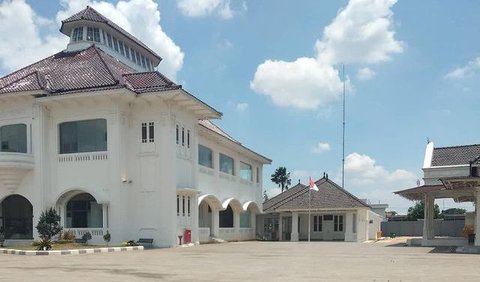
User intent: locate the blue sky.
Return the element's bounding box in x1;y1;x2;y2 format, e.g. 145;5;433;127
1;0;479;213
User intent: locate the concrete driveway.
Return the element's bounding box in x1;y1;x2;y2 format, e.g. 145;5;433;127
1;238;479;281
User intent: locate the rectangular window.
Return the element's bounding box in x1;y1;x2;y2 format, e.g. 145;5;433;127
93;28;100;42
187;196;191;217
182;196;185;216
353;213;357;233
141;122;154;143
148;122;154;143
0;124;27;153
313;215;323;232
86;27;94;41
72;27;83;42
176;125;179;144
59;119;107;154
198;144;213;168
119;41;125;56
113;37;119;52
141;123;147;143
313;216;318;232
219;153;234;175
240;162;253;181
323;215;333;221
256;167;260;183
141;55;146;68
334;215;344;232
106;33;112;48
187;130;190;148
176;195;179;216
135;51;141;65
101;30;106;44
125;45;130;60
181;127;185;146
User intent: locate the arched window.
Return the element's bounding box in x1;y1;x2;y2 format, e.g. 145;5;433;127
219;205;234;228
66;193;103;228
0;124;27;153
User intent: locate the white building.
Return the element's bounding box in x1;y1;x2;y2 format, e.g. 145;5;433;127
0;6;271;247
258;176;382;242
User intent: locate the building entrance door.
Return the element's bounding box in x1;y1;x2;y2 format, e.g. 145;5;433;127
282;216;292;241
322;215;334;240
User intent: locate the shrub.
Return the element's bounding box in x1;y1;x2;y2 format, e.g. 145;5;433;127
82;232;92;244
122;240;138;246
103;231;111;246
61;230;76;241
36;208;62;250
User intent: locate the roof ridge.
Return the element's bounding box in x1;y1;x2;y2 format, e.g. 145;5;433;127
271;187;310;210
263;183;306;208
435;144;480;150
0;52;58;86
92;45;120;85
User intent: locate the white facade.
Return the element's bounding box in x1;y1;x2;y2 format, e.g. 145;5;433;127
0;7;270;248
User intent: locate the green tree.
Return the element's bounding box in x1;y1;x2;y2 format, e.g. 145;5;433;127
36;207;63;250
263;190;269;202
271;167;291;193
441;208;467;215
407;201;440;221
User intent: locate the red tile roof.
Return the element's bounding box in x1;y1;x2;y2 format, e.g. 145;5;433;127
263;178;369;212
0;45;179;96
61;6;161;62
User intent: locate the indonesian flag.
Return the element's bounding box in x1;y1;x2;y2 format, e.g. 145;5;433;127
309;177;319;191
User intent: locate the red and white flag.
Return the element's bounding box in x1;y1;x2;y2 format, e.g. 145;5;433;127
309;177;319;191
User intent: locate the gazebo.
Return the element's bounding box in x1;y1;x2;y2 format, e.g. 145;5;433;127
395;142;480;246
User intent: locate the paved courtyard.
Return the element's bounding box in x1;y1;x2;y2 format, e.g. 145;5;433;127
1;239;480;281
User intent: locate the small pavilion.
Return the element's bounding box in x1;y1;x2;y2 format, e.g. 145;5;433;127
395;142;480;246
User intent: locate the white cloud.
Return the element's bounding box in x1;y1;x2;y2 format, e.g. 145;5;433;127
356;67;376;80
251;0;402;110
315;0;403;65
312;142;331;154
251;58;344;109
177;0;234;19
236;102;248;112
0;0;67;73
217;39;233;50
0;0;183;80
445;57;480;79
340;152;418;213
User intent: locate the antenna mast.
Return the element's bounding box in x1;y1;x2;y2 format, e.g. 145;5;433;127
342;64;346;189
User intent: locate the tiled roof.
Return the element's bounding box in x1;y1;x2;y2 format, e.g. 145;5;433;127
263;183;306;213
0;45;179;96
198;120;272;164
61;6;161;61
263;178;369;213
431;144;480;166
198;120;239;144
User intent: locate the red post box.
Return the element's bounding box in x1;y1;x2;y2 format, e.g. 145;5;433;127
184;229;191;243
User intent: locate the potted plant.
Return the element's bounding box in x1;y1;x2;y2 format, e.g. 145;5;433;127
463;224;475;244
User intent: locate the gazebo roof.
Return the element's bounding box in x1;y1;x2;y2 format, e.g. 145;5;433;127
395;181;477;202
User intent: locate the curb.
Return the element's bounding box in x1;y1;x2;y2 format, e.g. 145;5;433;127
0;245;144;256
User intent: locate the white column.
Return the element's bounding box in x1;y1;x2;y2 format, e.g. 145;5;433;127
475;191;480;246
344;212;354;242
423;193;434;243
291;212;299;242
212;209;219;238
192;195;200;245
278;213;283;241
102;204;108;230
251;212;256;240
234;211;240;240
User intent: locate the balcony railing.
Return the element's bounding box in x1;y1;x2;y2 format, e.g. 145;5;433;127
59;152;108;163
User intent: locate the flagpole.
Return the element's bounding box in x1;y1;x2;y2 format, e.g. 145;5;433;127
308;187;311;242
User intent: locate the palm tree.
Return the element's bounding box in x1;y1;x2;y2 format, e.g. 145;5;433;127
270;166;292;193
